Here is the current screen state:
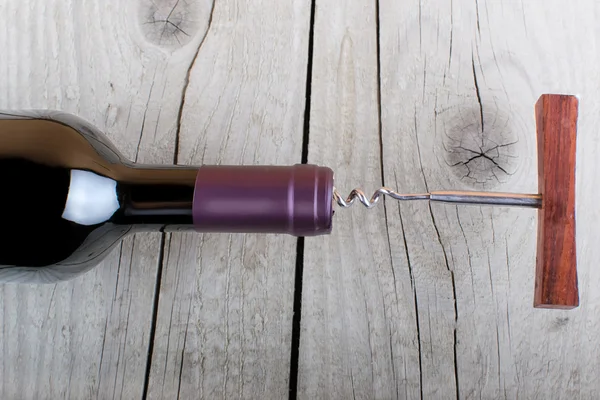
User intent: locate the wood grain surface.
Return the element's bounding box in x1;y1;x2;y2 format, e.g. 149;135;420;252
535;94;578;309
145;1;310;398
1;1;600;399
299;0;421;398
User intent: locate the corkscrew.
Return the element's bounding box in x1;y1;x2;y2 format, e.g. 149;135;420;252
323;94;577;310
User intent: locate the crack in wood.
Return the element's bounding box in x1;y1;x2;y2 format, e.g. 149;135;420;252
174;0;217;165
428;205;460;399
142;233;169;400
136;73;157;163
288;0;315;398
398;204;424;400
472;55;484;135
177;294;193;400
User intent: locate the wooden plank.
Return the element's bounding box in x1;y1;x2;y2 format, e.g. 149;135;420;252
145;0;311;398
378;0;600;398
298;0;421;398
534;94;578;309
0;0;212;398
3;1;599;399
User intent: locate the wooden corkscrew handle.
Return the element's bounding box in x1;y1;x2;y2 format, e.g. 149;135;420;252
534;94;579;309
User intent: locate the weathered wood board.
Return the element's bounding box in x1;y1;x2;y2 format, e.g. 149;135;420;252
299;0;421;398
145;0;310;398
0;0;213;398
2;0;600;399
299;0;600;399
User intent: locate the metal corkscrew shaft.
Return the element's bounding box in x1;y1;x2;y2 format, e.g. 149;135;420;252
332;187;542;209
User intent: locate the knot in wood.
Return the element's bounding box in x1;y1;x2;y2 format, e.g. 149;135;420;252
441;104;521;189
138;0;210;49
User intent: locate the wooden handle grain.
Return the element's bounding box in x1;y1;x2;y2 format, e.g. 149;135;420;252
534;94;578;309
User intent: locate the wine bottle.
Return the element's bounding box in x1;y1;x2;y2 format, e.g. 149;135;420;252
0;111;333;284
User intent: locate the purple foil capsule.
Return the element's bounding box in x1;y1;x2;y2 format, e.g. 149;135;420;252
192;164;334;236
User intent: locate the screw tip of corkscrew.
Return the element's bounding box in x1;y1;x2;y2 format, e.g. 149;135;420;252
332;187;430;208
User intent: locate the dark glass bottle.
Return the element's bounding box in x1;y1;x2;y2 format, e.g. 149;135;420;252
0;111;333;283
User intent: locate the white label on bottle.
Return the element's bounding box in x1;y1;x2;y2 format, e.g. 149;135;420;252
62;169;120;226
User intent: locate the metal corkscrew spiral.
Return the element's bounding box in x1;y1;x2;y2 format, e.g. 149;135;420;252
332;187;429;208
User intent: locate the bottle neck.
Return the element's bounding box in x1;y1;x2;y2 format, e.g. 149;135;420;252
62;165;199;231
119;166;197;227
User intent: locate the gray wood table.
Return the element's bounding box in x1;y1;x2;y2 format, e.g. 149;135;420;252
1;0;599;399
